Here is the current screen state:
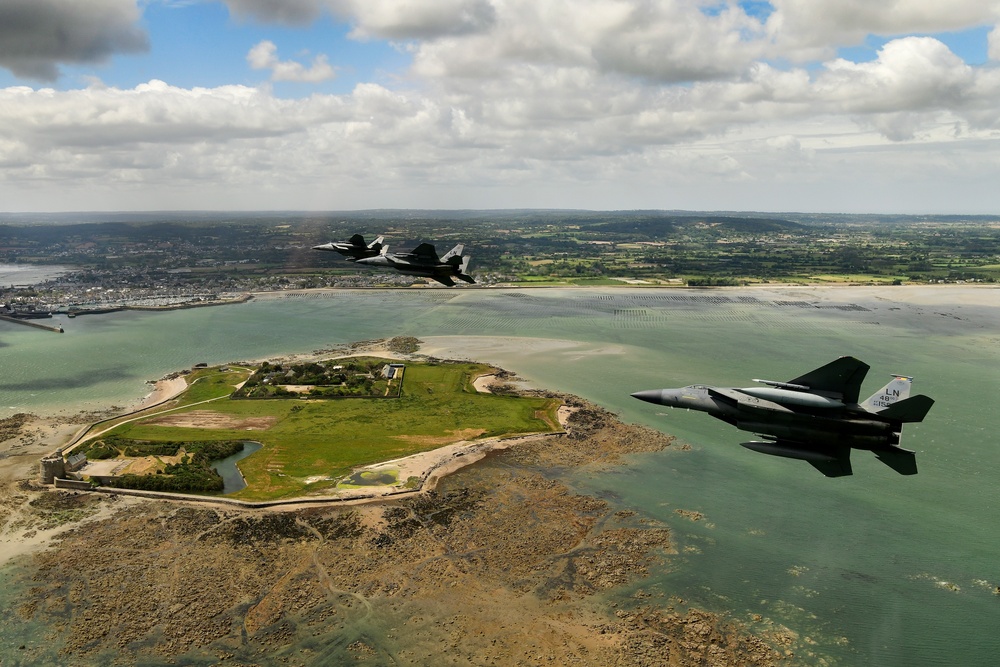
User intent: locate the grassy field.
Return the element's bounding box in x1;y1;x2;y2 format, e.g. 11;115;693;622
104;361;562;500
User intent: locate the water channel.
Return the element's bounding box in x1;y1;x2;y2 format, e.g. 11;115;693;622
211;441;263;494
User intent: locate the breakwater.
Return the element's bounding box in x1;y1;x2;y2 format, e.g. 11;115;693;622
0;313;63;332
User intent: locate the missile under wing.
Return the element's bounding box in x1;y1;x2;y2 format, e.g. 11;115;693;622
313;234;384;261
631;356;934;477
355;242;475;286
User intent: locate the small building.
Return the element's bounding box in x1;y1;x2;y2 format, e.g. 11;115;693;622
65;452;88;473
381;363;405;379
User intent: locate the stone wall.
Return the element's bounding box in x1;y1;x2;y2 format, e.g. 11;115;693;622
54;478;94;491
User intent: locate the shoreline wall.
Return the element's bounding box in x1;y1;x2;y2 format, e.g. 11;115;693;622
0;313;63;332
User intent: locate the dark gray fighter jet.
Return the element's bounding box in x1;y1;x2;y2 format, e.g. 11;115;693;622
631;356;934;477
313;234;384;261
355;243;475;286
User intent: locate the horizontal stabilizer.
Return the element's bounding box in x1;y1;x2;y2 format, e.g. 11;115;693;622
874;447;918;475
878;395;934;423
808;456;854;477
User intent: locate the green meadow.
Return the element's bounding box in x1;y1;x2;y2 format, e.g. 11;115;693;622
106;361;562;500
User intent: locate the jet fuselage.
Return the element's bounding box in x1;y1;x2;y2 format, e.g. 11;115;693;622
631;357;933;477
632;385;899;451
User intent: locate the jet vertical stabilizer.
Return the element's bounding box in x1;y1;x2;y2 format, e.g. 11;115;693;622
787;356;870;403
861;375;911;411
457;255;475;283
441;244;464;264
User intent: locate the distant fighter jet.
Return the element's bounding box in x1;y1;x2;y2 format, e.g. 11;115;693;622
631;356;934;477
355;243;475;287
313;234;384;261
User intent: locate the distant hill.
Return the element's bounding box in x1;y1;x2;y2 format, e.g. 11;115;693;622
585;215;802;240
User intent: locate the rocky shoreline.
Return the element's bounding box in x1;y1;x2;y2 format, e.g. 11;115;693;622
1;399;799;666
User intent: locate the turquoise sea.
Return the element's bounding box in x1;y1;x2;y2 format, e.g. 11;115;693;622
1;286;998;665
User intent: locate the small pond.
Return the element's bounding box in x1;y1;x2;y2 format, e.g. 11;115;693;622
211;441;263;494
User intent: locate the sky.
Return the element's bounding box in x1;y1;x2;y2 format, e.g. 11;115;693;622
2;1;1000;214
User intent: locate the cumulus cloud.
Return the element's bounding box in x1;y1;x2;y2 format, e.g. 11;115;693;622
817;38;973;113
224;0;336;25
0;0;148;81
5;0;1000;211
990;25;1000;61
766;0;1000;59
347;0;497;39
247;41;336;82
225;0;496;38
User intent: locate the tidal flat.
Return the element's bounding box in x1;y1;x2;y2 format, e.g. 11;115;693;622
1;285;999;665
0;401;793;666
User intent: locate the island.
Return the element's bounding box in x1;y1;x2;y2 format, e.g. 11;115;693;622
45;349;563;504
1;337;801;666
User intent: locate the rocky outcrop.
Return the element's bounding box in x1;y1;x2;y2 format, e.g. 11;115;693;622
5;401;792;666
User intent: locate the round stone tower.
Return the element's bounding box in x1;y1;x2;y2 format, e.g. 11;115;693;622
40;450;66;484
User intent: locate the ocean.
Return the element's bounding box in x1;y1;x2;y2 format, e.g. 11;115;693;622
1;285;998;665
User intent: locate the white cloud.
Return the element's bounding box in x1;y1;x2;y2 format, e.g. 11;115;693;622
817;38;973;112
766;0;1000;60
5;1;1000;211
225;0;497;38
224;0;336;25
247;41;336;83
989;25;1000;61
0;0;148;81
347;0;497;39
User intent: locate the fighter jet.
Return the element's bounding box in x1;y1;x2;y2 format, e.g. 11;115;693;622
355;243;475;287
312;234;384;261
631;356;934;477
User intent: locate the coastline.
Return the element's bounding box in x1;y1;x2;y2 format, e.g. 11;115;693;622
3;393;792;667
1;283;996;665
4;283;998;557
0;344;569;564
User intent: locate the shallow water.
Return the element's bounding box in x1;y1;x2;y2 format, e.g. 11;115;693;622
0;263;69;286
211;440;263;494
2;286;998;665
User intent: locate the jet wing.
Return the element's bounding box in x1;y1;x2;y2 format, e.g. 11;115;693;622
741;439;853;477
431;274;456;287
706;386;741;406
409;243;440;263
787;356;870;403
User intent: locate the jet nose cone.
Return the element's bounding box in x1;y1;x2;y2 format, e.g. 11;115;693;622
313;243;333;250
630;389;664;405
